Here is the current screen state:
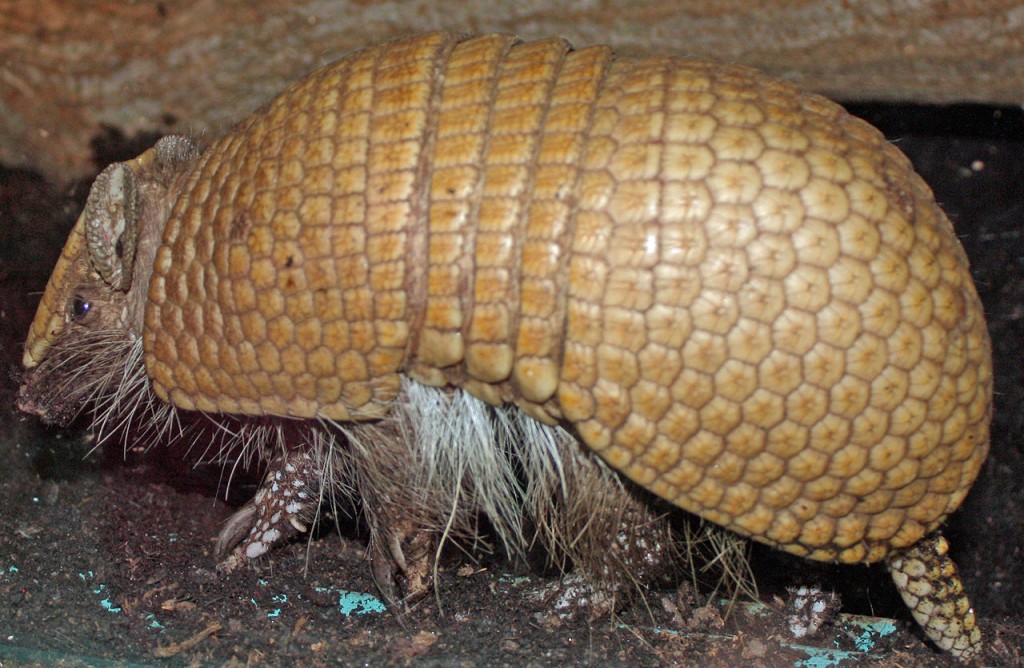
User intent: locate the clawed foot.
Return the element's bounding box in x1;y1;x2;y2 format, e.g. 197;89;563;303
366;520;435;610
212;448;436;612
215;451;318;571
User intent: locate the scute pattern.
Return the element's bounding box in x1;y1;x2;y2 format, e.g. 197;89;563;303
555;56;990;564
143;33;991;568
147;34;454;420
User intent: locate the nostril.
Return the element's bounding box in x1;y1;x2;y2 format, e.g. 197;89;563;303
16;381;42;417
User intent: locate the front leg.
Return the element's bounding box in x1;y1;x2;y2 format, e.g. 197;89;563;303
212;430;437;612
216;450;320;571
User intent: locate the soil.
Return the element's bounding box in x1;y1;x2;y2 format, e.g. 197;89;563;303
0;102;1022;667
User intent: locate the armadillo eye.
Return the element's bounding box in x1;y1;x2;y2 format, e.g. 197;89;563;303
71;296;93;321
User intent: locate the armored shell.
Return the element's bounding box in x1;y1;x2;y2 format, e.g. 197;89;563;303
126;32;992;563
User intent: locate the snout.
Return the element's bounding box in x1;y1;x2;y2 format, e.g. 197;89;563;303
17;372;78;426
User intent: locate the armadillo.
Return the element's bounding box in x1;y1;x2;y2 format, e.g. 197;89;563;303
17;32;991;659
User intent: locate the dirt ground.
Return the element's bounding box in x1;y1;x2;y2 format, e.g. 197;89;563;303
0;103;1022;667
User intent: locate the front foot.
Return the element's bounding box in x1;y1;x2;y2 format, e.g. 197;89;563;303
215;451;319;571
211;446;437;614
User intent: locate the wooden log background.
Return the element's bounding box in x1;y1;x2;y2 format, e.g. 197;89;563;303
1;0;1023;185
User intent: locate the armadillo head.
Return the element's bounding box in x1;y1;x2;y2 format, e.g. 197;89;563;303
19;136;199;425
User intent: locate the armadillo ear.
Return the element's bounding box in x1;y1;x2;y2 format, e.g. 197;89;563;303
84;162;138;291
154;134;199;167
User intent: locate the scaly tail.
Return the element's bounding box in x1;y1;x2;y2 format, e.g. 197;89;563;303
887;532;981;661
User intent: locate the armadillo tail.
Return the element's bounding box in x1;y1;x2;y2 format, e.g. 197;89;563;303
887;532;981;661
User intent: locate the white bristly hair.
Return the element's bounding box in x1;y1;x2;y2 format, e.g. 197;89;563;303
25;326;754;609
